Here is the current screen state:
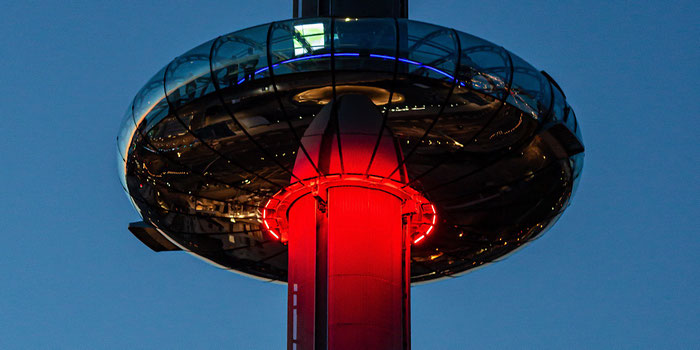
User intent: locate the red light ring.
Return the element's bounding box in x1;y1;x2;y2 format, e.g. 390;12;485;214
259;175;437;244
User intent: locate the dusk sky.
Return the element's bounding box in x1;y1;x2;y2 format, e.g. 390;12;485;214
1;1;698;348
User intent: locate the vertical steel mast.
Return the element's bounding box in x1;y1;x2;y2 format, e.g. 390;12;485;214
293;0;408;18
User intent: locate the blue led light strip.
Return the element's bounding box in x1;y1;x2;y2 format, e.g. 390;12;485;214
237;53;457;85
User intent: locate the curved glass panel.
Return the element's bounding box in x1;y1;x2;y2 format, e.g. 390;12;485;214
455;31;510;100
153;36;280;199
472;105;537;151
570;152;584;196
550;80;567;124
116;148;128;192
564;103;577;135
334;17;397;75
165;39;216;110
163;39;235;147
125;188;142;216
116;102;135;190
163;38;284;195
133;66;169;132
423;136;555;202
211;23;270;89
269;19;332;167
409;32;511;163
539;71;552;120
211;22;304;187
130;118;210;197
400;19;459;83
330;18;401;137
387;20;458;154
116;149;128;195
117;102;135;160
572;109;583;144
270;18;332;76
508;53;550;119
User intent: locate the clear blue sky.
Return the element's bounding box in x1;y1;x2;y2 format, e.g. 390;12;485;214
1;1;698;348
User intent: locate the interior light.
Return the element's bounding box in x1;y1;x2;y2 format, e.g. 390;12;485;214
294;23;325;56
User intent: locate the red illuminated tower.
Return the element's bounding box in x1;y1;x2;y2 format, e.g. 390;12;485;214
117;0;585;348
262;94;434;349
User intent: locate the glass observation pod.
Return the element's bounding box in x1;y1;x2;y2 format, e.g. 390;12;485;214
116;18;583;283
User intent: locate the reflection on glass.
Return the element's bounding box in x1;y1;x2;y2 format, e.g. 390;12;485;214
116;103;134;191
117;103;135;160
165;40;217;110
271;18;332;76
401;19;458;82
133;66;169;134
508;53;548;118
211;23;270;89
550;78;567;124
116;150;128;193
333;18;397;75
456;31;510;100
294;23;326;55
564;103;577;136
573;109;583;145
570;152;584;197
